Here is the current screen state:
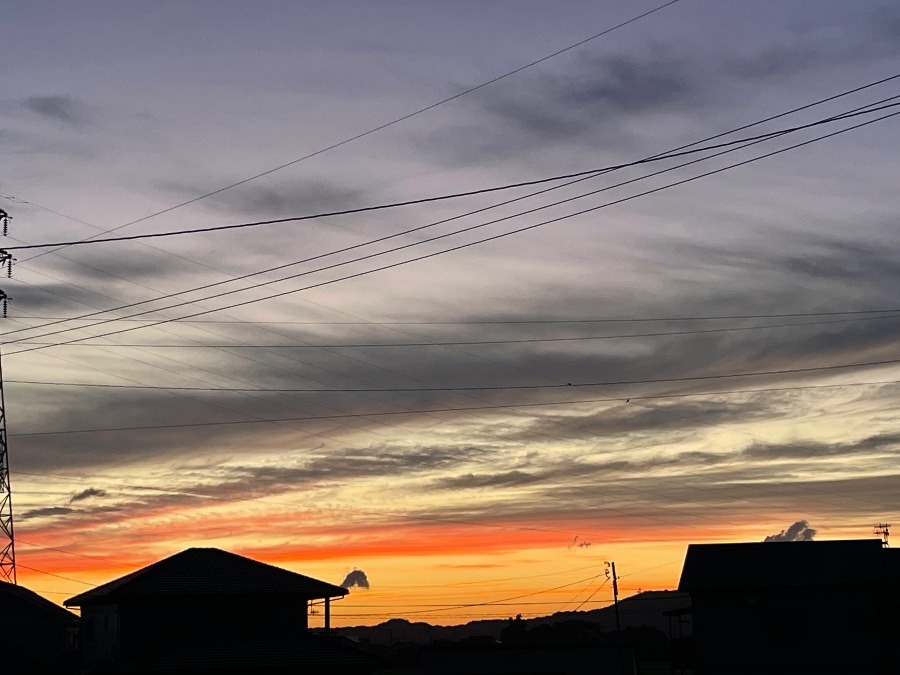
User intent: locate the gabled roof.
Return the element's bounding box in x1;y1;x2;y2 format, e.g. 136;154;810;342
0;581;79;625
678;539;890;591
65;547;348;607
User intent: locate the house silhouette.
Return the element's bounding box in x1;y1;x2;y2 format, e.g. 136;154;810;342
65;547;380;673
1;580;79;674
678;538;900;674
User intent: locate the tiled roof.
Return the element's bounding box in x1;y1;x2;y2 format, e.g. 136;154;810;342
65;547;348;607
678;538;890;591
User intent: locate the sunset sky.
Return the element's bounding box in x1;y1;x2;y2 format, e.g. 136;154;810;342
2;0;899;627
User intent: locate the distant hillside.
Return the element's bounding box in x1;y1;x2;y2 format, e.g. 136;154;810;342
337;590;689;644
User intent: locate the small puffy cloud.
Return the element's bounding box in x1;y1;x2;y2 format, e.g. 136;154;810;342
340;568;370;589
764;520;816;542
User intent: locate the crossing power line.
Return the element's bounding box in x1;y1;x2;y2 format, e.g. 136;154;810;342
16;0;684;263
5;102;899;356
4;81;897;347
9;363;898;435
12;101;899;252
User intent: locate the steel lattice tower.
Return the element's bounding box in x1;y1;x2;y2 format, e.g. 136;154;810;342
0;292;13;585
0;208;15;584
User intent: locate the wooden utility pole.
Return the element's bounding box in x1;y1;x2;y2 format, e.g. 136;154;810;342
606;561;626;674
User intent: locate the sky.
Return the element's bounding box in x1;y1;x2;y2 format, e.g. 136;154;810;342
1;0;899;626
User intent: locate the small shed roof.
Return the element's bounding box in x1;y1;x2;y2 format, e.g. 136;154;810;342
65;547;348;607
678;539;890;592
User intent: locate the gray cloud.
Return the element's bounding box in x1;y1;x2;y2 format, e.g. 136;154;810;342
340;569;370;589
11;283;898;478
779;240;900;284
154;177;367;219
9;442;490;528
53;250;189;286
417;6;900;169
435;470;540;490
500;399;775;445
22;95;86;127
418;49;703;164
764;520;816;542
743;432;900;460
722;46;821;81
6;281;127;315
20;506;74;520
420;470;900;532
480;51;699;137
69;487;108;503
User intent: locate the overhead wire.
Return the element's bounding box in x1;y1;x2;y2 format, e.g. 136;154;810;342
8;90;900;568
8;14;900;608
5;92;898;347
15;0;684;263
8;99;900;353
572;577;611;613
9;312;898;348
14;375;895;542
3;83;896;470
9;364;898;434
0;5;708;494
7;307;900;325
8;115;860;253
14;379;895;563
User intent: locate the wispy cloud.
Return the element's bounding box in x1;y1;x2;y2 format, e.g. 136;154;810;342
21;95;86;127
69;487;108;503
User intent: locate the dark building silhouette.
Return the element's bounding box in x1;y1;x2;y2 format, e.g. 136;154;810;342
0;580;79;674
393;641;637;674
65;547;380;673
678;538;900;674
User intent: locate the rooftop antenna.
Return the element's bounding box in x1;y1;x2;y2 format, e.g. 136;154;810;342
874;523;890;547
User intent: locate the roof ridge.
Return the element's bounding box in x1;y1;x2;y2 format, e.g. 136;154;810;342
65;547;348;607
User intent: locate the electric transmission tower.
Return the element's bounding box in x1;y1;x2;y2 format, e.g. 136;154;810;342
0;206;15;584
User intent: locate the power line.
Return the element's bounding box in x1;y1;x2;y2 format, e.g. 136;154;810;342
14;384;892;585
7;82;897;346
9;108;874;252
398;573;608;616
16;538;136;567
3;92;896;540
11;468;583;537
15;563;94;586
18;0;683;263
9;103;899;354
9;365;898;435
14;379;892;556
11;313;897;349
573;577;612;613
25;358;900;392
5;307;900;325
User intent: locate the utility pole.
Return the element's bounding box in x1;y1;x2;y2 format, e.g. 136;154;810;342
606;561;626;674
874;523;890;547
0;207;14;584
